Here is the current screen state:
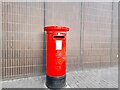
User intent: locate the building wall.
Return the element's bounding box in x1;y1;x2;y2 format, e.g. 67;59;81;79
2;2;45;80
45;2;81;71
111;2;118;66
0;1;2;83
2;2;118;80
83;2;112;68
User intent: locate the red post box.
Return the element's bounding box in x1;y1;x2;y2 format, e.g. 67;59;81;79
44;26;69;89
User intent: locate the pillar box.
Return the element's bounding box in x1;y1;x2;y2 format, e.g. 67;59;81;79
44;26;69;89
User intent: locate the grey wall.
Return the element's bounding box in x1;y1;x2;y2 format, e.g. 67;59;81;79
0;1;2;81
45;2;118;70
45;2;81;71
111;2;118;66
2;2;118;80
2;2;45;80
83;3;112;68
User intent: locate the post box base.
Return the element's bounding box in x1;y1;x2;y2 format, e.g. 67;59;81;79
46;75;66;89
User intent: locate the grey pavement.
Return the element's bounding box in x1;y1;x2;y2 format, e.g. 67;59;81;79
2;65;118;88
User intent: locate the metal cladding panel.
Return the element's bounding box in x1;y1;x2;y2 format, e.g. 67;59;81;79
45;2;81;71
0;1;2;82
2;2;44;80
82;2;113;68
111;2;118;65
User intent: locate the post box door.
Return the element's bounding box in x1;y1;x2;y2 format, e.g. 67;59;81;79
53;33;66;76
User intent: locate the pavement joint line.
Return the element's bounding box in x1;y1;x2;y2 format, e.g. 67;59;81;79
2;66;118;88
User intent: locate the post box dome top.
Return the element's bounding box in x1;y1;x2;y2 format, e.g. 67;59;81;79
44;26;69;32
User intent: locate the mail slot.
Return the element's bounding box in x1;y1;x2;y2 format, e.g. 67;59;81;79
54;36;64;38
44;26;69;89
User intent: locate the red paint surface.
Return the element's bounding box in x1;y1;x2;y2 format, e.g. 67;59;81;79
44;26;69;77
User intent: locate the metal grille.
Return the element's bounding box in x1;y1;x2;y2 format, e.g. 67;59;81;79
2;2;44;80
82;2;113;68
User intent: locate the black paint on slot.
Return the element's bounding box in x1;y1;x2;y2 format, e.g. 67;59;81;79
54;36;64;38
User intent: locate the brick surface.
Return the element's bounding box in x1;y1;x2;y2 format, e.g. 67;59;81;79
2;65;118;88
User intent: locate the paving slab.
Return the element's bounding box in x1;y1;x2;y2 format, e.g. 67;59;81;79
2;65;118;88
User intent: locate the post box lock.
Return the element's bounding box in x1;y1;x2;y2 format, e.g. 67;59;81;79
62;57;65;60
44;26;69;89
